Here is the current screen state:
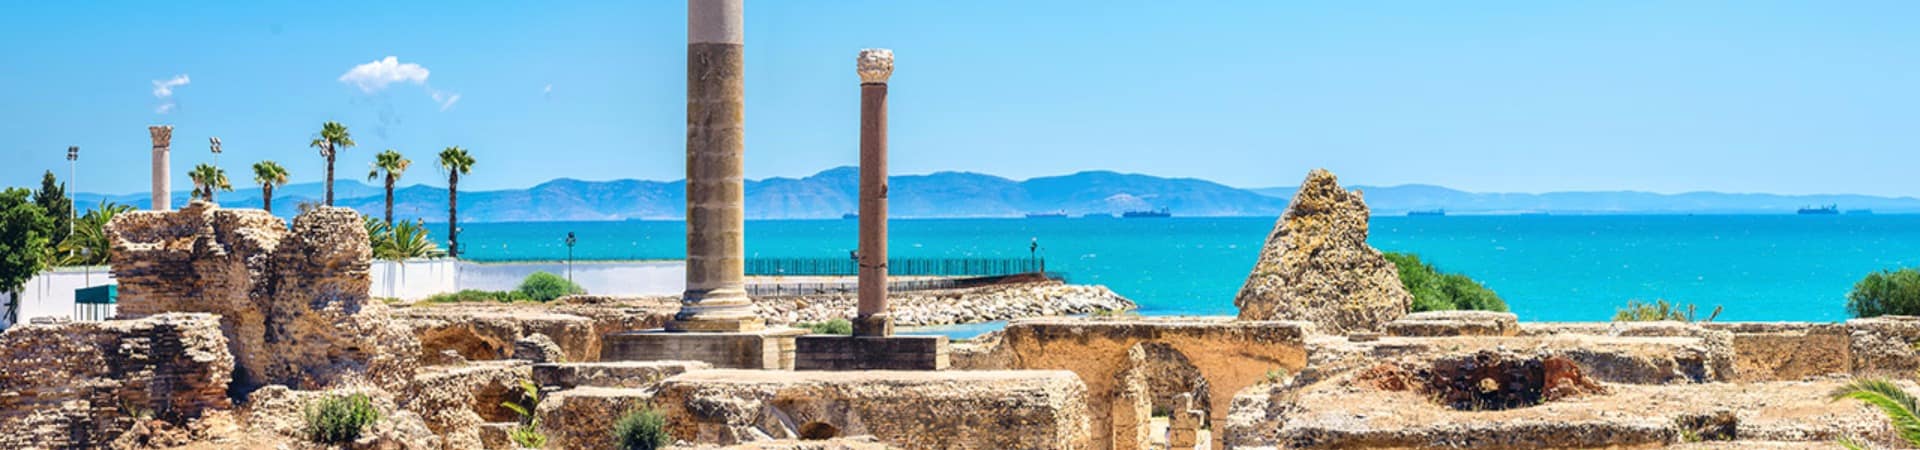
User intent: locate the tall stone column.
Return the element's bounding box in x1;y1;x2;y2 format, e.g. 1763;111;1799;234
854;49;894;337
671;0;761;332
149;125;173;211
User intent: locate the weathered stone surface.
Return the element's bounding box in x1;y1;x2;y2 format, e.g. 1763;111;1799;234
1703;322;1851;381
1385;310;1519;337
536;386;654;450
650;370;1091;449
513;333;567;363
671;436;898;449
1845;316;1920;377
602;328;805;370
987;317;1312;450
0;313;233;449
753;280;1135;327
1234;169;1411;333
108;202;421;392
403;361;532;450
532;360;710;390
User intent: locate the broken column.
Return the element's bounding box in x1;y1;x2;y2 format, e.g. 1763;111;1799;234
794;49;947;371
598;0;803;369
149;125;172;211
854;48;894;338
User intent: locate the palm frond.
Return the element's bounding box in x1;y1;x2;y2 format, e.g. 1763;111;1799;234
1834;379;1920;445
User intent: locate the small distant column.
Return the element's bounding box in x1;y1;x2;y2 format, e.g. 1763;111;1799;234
671;0;761;332
149;125;173;211
854;48;894;337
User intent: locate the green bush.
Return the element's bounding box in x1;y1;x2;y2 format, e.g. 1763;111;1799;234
798;318;853;335
303;393;380;444
1383;252;1508;313
501;379;547;448
424;289;531;304
517;271;586;302
612;407;669;450
1613;299;1721;322
1848;268;1920;318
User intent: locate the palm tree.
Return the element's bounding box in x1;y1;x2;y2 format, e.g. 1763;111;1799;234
437;146;474;258
188;164;233;204
367;149;411;224
252;161;289;214
309;121;355;206
1833;378;1920;448
58;201;132;266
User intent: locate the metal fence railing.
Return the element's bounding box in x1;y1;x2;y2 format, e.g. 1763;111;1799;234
745;272;1064;297
744;257;1045;277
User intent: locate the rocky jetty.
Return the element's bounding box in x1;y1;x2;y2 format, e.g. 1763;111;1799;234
1234;169;1411;334
753;280;1134;327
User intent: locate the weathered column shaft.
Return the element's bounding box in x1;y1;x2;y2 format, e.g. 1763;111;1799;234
854;49;895;337
148;126;173;211
672;0;761;332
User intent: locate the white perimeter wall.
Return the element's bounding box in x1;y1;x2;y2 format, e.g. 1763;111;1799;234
4;260;686;329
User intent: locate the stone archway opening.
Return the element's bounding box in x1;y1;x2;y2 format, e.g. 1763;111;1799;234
799;421;840;440
1119;342;1216;450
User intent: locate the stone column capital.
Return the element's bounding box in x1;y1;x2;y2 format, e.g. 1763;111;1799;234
857;48;893;84
148;125;174;149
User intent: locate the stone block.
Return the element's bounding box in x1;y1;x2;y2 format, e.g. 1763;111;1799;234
404;361;533;449
795;335;949;371
1385;310;1519;337
532;361;711;390
601;328;804;369
1702;322;1851;381
653;369;1090;449
536;386;655;450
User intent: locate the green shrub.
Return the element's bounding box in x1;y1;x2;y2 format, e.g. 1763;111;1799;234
424;289;531;304
1383;252;1508;313
1089;307;1139;320
517;271;585;302
303;393;380;444
797;318;853;335
1613;299;1721;322
1848;268;1920;318
501;379;547;448
612;407;669;450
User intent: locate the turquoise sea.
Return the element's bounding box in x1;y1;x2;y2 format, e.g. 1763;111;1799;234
457;215;1920;322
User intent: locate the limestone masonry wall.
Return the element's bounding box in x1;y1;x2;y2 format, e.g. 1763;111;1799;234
0;313;233;449
109;201;421;393
752;281;1135;327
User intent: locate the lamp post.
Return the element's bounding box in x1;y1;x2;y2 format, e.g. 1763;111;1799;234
66;146;77;237
565;232;577;284
1029;237;1039;273
80;247;91;286
209;137;221;167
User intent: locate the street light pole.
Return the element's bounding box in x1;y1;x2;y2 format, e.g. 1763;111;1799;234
209;137;221;167
565;232;577;284
66;146;78;237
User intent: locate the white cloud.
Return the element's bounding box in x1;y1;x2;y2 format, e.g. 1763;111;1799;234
431;90;461;111
338;56;429;93
338;56;460;111
152;74;190;114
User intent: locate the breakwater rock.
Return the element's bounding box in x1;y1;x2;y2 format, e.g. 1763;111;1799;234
752;281;1135;327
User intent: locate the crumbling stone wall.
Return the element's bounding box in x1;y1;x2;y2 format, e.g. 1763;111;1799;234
0;313;233;449
991;318;1311;450
109;201;420;393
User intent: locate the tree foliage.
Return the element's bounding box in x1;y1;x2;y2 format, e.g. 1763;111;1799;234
516;271;584;302
56;201;132;266
0;188;52;324
252;161;290;214
364;217;445;261
1832;377;1920;448
188;164;233;203
33;171;71;251
1848;268;1920;318
1383;252;1507;313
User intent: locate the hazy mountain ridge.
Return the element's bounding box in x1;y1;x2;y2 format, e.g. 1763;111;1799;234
71;167;1920;222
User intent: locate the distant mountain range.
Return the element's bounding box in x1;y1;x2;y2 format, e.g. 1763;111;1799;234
70;167;1920;222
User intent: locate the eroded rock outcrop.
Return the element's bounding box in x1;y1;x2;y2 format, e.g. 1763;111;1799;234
109;201;421;393
1235;169;1411;333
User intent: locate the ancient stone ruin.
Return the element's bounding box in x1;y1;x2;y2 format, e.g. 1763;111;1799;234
1235;168;1412;334
0;313;233;449
108;201;420;393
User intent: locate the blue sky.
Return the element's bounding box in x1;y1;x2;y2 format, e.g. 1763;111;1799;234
1;1;1916;196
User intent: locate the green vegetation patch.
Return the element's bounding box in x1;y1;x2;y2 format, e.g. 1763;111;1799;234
613;406;670;450
1384;252;1508;313
303;393;380;444
796;318;853;335
517;271;586;302
1848;268;1920;318
1613;299;1721;322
